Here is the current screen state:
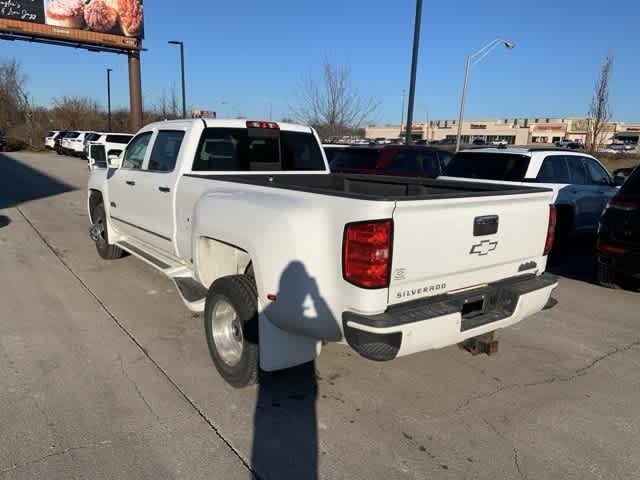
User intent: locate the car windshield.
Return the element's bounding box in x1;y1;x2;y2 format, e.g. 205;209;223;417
66;132;80;138
329;149;379;170
445;152;531;181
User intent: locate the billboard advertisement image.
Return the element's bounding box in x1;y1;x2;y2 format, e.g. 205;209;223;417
1;0;143;49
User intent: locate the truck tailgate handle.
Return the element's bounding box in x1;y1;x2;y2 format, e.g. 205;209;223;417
158;186;171;193
125;180;136;186
474;215;499;236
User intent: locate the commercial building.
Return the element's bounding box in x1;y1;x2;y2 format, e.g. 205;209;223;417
366;117;640;146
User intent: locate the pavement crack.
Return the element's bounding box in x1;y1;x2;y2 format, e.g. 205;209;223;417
0;442;112;476
513;447;526;480
118;356;160;420
14;206;262;480
453;338;640;414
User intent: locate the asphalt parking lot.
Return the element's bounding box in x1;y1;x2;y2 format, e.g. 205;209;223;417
1;151;639;480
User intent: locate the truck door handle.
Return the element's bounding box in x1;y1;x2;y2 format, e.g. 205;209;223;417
158;186;171;193
125;180;136;186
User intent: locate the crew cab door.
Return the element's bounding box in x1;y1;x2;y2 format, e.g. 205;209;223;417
129;129;186;252
108;131;154;239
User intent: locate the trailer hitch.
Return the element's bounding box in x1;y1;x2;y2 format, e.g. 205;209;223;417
459;332;499;356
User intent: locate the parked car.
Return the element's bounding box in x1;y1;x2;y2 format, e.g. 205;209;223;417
612;166;637;183
597;165;640;289
65;131;97;157
82;132;103;158
45;130;60;149
600;143;636;154
555;139;583;149
86;132;134;168
87;119;558;387
328;144;453;178
0;128;6;152
60;131;82;155
54;131;71;154
443;147;624;245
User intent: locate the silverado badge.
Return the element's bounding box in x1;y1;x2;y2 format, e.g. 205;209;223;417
470;239;498;256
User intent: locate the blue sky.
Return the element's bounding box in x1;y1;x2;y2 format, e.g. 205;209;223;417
3;0;639;124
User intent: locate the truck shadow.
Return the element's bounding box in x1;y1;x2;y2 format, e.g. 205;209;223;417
251;261;332;479
0;153;76;210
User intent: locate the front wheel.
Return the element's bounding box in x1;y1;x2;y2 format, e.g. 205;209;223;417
204;275;259;388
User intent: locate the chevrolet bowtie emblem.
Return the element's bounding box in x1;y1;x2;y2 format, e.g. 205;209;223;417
470;239;498;256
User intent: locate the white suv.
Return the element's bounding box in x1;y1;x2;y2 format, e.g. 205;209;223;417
444;147;623;239
87;132;133;168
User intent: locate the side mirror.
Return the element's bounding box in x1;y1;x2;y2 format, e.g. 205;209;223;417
614;176;625;186
108;154;121;168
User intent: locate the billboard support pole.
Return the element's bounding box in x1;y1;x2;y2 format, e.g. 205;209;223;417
128;52;143;132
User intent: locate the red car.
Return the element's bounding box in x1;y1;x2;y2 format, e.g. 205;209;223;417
326;144;453;178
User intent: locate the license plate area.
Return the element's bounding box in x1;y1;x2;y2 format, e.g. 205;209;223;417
461;296;486;319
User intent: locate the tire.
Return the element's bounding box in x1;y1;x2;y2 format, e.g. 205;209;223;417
597;260;620;289
204;275;259;388
91;204;123;260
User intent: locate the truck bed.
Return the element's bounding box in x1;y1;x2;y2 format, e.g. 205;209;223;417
184;173;551;201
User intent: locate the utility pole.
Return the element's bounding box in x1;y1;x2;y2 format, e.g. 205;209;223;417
405;0;423;145
106;68;112;132
128;52;143;132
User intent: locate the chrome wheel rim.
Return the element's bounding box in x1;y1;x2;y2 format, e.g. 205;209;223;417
211;299;243;367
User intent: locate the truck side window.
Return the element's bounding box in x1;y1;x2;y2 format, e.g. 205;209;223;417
122;132;152;169
566;156;589;184
537;155;571;183
583;158;611;186
148;130;185;172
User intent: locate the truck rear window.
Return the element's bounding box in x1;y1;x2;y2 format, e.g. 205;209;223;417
193;128;326;172
445;152;531;181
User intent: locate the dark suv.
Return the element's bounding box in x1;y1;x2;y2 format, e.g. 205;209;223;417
327;144;452;178
597;166;639;289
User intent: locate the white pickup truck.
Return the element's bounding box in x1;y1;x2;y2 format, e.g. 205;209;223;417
87;119;558;387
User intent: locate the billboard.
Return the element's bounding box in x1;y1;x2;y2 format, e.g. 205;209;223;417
0;0;143;50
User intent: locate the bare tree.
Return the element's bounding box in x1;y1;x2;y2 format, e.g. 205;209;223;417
587;55;614;155
292;61;379;140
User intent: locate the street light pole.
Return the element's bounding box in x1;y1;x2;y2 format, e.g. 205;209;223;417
168;40;187;119
455;38;515;152
399;90;406;137
455;56;471;152
405;0;423;145
106;68;112;132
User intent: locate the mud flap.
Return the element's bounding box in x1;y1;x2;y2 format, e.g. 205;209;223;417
258;312;321;371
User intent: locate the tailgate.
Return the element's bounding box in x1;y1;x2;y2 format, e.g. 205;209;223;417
389;191;554;305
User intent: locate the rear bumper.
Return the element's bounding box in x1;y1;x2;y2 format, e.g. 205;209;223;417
598;249;640;279
342;273;558;361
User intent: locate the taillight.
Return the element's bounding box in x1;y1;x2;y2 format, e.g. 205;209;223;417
598;243;625;255
343;219;393;289
246;120;279;130
607;199;640;211
544;205;557;256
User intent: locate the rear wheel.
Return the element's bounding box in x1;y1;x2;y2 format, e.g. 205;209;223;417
90;204;123;260
204;275;259;388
